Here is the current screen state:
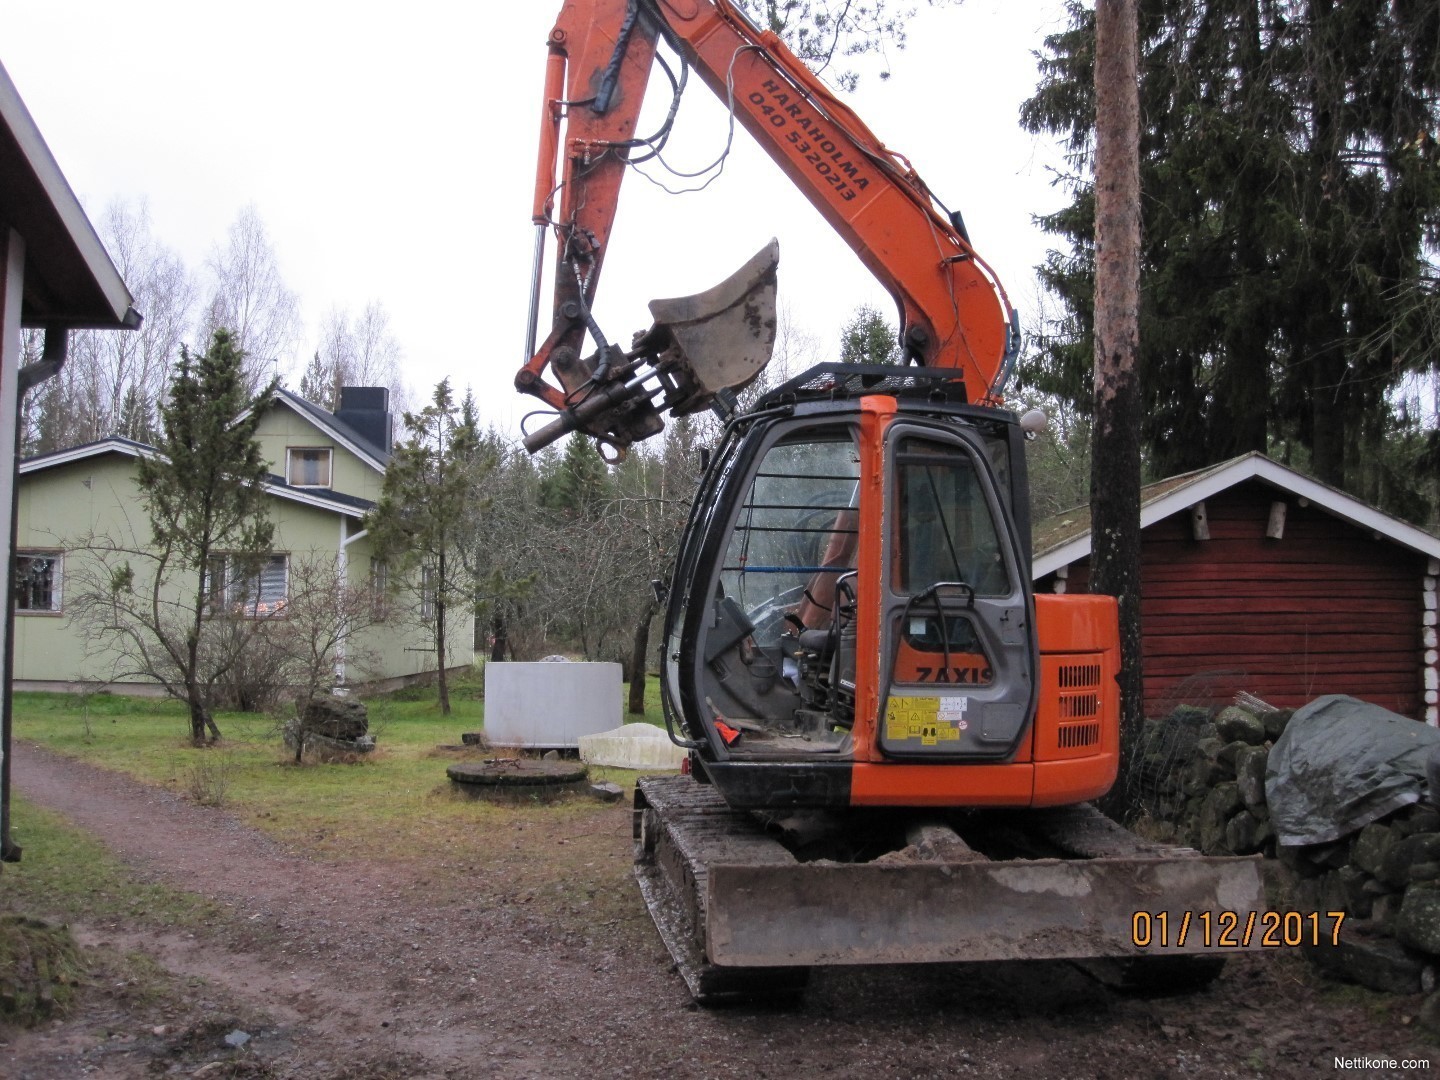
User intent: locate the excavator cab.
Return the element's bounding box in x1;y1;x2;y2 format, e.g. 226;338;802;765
660;366;1043;809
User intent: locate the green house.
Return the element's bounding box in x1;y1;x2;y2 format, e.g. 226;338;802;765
14;386;472;692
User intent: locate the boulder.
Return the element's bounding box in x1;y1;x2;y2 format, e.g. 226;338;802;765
1378;833;1440;889
1261;708;1293;742
1198;782;1245;854
300;695;368;741
1420;991;1440;1037
1337;865;1374;919
1215;706;1267;746
1318;870;1349;916
1304;930;1430;995
1165;704;1212;729
1370;892;1406;933
1216;740;1249;770
1183;757;1228;795
1194;735;1225;762
1399;805;1440;837
1225;810;1266;855
1235;744;1269;809
1351;822;1398;879
1395;884;1440;956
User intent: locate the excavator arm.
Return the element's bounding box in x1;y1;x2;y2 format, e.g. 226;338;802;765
517;0;1020;455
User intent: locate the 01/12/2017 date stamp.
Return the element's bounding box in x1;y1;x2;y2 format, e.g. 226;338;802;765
1131;910;1345;948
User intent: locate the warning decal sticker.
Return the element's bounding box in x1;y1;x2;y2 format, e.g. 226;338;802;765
885;696;968;746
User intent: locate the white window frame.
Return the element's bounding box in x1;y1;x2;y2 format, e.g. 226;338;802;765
205;553;290;618
286;447;333;488
15;550;63;614
369;558;390;620
421;565;436;620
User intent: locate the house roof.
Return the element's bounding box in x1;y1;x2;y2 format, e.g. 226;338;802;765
19;436;375;519
0;60;139;330
1033;451;1440;578
273;388;390;471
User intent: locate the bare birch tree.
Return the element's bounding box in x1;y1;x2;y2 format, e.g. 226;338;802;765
200;205;300;393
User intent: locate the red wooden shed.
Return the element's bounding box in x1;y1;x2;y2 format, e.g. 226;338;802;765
1032;453;1440;725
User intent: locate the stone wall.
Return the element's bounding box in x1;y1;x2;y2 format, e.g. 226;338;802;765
1135;704;1440;1006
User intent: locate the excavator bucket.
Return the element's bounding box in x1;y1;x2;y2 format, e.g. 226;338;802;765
635;776;1268;1003
641;239;779;416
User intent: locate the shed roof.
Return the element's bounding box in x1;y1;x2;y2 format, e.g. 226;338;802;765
1033;452;1440;578
0;60;138;329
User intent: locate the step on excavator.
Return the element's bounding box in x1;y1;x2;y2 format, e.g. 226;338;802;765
516;0;1265;1002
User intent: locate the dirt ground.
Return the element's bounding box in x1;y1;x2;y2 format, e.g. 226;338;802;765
4;742;1438;1080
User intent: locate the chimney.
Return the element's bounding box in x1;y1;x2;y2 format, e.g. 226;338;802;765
334;386;392;454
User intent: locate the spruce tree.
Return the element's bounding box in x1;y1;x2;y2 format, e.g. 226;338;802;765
839;305;900;366
132;328;277;744
1021;0;1440;502
366;380;487;715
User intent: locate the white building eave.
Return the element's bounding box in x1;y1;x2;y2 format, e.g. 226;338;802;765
1033;453;1440;579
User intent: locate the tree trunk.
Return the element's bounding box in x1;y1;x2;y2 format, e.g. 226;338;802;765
186;685;210;747
184;635;209;746
1091;0;1144;821
436;601;451;717
627;599;657;715
1305;0;1346;488
490;610;508;663
185;568;219;744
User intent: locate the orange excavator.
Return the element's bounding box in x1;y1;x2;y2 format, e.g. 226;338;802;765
518;0;1263;1001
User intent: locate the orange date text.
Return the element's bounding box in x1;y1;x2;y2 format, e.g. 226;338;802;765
1130;910;1345;949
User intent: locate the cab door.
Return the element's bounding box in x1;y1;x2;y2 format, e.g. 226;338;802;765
874;423;1038;760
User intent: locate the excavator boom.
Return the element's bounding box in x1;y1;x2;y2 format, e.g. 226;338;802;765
518;0;1019;454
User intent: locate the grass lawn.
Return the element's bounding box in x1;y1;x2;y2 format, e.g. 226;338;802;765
5;795;220;929
10;668;673;866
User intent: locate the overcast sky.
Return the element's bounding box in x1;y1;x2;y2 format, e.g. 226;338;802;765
5;0;1073;434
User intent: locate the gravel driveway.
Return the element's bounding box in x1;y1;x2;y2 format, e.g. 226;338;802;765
5;741;1436;1079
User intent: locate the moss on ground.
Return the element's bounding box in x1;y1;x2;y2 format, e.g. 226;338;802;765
0;914;84;1026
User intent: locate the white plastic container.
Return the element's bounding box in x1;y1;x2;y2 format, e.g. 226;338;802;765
483;661;622;749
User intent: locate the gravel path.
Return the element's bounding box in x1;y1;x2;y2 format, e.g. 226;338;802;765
5;740;1437;1079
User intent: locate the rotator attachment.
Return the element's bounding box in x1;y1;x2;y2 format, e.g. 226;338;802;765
522;240;779;455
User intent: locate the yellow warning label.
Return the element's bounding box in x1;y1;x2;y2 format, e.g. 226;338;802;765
885;697;963;746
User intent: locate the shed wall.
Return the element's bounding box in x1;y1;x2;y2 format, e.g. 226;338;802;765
1042;481;1426;719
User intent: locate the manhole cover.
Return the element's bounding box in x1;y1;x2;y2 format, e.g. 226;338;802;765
447;759;589;802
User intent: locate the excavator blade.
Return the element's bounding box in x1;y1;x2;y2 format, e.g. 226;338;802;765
705;857;1264;967
635;776;1266;1002
642;239;779;416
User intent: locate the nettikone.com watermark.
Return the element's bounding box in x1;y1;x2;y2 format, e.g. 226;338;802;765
1334;1056;1431;1071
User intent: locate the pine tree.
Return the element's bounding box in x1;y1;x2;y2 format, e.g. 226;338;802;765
1090;0;1145;818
